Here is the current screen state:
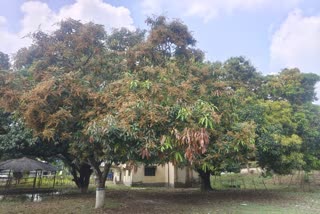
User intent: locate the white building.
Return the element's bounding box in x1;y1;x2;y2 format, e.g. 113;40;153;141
112;163;200;188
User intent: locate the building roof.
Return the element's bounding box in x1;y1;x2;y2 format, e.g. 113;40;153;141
0;157;56;172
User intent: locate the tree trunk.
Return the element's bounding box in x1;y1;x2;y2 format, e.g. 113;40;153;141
197;168;213;191
95;179;106;209
89;160;112;209
70;163;93;193
79;163;92;193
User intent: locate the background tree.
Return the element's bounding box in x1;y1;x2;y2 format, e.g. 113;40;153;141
297;104;320;172
0;111;34;160
247;68;320;175
0;51;10;70
261;68;320;104
186;57;260;190
253;100;304;174
0;109;94;192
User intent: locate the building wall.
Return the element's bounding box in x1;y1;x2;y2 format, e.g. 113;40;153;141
112;167;122;184
122;169;132;186
176;167;187;183
175;166;200;187
131;164;168;186
117;163;200;188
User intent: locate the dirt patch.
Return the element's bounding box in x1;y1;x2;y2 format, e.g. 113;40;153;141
1;188;319;214
101;189;307;214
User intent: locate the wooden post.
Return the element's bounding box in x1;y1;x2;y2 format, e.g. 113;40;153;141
38;170;42;188
262;179;267;190
32;170;37;190
5;170;12;190
288;174;294;188
252;179;257;190
242;178;246;189
52;171;56;189
30;170;37;200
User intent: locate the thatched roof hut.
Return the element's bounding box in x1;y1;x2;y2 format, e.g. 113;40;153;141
0;157;56;172
0;157;57;193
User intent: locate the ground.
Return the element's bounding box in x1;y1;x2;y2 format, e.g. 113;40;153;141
1;188;320;214
1;172;320;213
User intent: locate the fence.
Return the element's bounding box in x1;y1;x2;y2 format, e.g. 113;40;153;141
212;171;320;191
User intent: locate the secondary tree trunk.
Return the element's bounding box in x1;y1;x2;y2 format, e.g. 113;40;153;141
79;163;92;193
197;168;213;191
70;163;93;193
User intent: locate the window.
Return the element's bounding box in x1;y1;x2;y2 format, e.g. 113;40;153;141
144;166;156;176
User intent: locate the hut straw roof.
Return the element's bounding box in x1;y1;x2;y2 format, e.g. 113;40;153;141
0;157;56;172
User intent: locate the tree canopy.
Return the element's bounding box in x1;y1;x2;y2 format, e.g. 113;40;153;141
0;16;319;207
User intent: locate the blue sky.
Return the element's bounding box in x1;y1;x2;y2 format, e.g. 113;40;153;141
0;0;319;101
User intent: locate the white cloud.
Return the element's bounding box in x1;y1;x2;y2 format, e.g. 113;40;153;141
270;10;320;73
0;32;29;55
20;1;57;35
141;0;301;22
141;0;164;16
0;0;134;55
0;15;31;55
0;16;7;26
58;0;134;30
270;9;320;104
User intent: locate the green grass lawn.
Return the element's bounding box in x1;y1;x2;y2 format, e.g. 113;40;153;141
1;188;320;213
1;174;320;214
